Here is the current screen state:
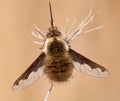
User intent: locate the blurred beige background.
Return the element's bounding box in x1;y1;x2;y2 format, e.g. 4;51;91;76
0;0;120;101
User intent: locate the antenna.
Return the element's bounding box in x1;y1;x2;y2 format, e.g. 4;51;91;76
49;1;54;27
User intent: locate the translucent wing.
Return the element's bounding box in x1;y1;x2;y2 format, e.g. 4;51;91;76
12;52;46;91
69;49;109;77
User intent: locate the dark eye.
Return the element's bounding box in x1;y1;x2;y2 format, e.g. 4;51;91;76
46;32;54;38
56;31;61;36
46;30;61;38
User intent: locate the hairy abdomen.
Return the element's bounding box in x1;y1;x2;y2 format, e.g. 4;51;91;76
45;57;73;82
44;39;74;82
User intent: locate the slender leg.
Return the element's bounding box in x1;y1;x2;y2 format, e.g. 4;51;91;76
32;31;44;40
33;24;45;39
44;82;53;101
64;18;76;39
33;41;43;45
83;26;104;34
65;17;70;36
66;0;103;42
66;10;96;41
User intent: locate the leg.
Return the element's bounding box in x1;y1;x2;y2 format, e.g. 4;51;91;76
66;0;103;42
33;24;45;39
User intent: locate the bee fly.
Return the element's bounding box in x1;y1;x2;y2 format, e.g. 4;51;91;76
12;1;109;100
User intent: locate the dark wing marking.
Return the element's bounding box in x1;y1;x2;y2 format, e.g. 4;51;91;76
12;52;46;91
69;49;109;77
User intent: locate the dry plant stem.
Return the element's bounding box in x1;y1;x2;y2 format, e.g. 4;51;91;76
44;82;53;101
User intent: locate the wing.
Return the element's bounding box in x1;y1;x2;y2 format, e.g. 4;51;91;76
69;49;109;77
12;52;46;91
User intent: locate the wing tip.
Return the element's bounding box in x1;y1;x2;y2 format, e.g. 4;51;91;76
100;70;110;78
12;84;20;91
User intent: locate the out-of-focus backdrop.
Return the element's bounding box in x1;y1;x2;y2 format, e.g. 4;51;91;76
0;0;120;101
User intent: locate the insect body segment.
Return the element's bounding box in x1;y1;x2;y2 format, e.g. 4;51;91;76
47;39;66;56
46;27;62;38
44;37;74;82
45;55;74;82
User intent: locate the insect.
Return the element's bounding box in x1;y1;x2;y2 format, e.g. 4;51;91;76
12;1;109;101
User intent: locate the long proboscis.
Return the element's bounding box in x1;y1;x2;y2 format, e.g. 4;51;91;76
49;1;54;27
